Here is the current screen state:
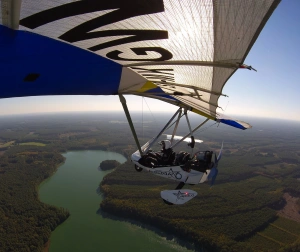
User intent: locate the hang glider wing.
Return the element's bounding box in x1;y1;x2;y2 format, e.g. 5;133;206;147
0;0;280;129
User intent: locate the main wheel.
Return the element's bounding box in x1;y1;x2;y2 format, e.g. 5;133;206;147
134;164;143;172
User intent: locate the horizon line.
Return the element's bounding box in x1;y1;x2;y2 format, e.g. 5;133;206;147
0;110;299;123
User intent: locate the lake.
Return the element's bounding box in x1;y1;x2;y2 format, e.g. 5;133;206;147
39;150;194;252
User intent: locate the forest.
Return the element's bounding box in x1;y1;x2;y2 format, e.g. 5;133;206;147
0;146;69;251
0;112;131;251
99;160;121;171
0;112;300;251
100;115;300;252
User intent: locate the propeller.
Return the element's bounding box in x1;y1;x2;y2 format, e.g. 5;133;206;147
208;142;223;186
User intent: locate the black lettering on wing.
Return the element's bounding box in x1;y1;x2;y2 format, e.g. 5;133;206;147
60;1;169;52
88;31;168;52
20;0;163;29
20;0;174;60
20;1;120;29
131;67;175;82
107;47;172;61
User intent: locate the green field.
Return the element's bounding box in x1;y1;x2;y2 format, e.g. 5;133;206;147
0;113;300;251
19;142;46;146
246;217;300;251
0;141;15;147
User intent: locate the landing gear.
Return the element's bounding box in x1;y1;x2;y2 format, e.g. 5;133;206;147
134;165;143;172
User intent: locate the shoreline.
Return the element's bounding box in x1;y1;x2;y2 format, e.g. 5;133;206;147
43;240;50;252
39;149;127;251
38;160;66;252
98;209;198;251
39;148;298;252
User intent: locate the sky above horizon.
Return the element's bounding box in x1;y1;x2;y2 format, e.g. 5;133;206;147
0;1;299;122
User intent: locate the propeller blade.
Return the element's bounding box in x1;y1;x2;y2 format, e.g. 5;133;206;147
208;167;218;186
217;142;223;161
208;142;223;186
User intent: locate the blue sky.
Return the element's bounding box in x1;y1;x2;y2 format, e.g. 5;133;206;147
217;0;300;121
0;0;299;122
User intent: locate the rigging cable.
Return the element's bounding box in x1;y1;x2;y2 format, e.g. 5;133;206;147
194;122;218;135
143;97;159;135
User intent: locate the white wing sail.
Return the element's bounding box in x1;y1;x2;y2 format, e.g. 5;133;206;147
0;0;280;129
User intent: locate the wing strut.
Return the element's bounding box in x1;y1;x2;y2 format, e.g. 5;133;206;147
184;109;195;153
119;95;142;156
170;109;182;144
144;108;182;153
141;108;209;153
1;0;22;29
172;118;209;149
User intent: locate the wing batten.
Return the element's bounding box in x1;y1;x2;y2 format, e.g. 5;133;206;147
125;61;241;68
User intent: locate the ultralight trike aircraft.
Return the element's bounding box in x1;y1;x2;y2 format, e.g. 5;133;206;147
129;107;223;205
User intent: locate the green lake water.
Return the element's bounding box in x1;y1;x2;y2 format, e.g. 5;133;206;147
39;150;194;252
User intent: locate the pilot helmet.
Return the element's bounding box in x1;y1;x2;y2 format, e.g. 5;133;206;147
160;140;171;149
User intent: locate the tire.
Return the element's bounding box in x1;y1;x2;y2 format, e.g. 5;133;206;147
135;165;143;172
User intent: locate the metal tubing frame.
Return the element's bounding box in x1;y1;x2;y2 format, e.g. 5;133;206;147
170;109;182;143
144;108;182;153
119;94;209;156
184;110;195;154
171;118;210;149
125;60;240;69
119;94;143;156
184;110;193;139
1;0;22;29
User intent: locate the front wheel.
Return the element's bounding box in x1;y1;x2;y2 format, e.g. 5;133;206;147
135;165;143;172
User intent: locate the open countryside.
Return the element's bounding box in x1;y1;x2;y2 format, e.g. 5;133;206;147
0;112;299;251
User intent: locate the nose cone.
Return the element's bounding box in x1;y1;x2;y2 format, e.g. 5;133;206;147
131;151;141;162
